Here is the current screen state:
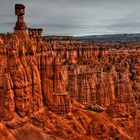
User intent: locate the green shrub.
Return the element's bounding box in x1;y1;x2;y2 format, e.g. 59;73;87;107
62;60;71;65
67;130;72;134
137;106;140;110
84;106;104;113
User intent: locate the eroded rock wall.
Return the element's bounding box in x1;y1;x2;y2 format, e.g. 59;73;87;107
0;4;140;140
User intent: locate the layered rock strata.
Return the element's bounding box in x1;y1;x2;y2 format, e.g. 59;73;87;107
0;4;139;140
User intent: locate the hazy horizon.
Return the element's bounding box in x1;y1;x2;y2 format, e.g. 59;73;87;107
0;0;140;36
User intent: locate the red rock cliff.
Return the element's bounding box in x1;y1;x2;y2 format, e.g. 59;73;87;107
0;4;139;140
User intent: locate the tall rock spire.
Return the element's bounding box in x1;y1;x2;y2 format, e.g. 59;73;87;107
14;4;27;30
14;4;29;46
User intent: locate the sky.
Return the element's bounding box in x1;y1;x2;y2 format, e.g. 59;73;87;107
0;0;140;36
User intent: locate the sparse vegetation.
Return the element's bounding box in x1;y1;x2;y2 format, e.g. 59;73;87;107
67;130;72;134
121;123;125;128
62;60;71;65
137;106;140;110
84;105;104;113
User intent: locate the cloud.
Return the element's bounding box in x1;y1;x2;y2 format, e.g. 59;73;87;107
0;0;140;35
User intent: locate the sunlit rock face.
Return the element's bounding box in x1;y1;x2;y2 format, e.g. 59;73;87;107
0;4;140;140
42;39;139;139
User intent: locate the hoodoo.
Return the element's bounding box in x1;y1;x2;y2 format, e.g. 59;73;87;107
14;4;27;30
0;4;139;140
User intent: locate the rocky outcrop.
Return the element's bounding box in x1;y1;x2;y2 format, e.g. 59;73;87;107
40;55;71;114
0;4;139;140
14;4;27;30
45;40;139;138
0;35;44;121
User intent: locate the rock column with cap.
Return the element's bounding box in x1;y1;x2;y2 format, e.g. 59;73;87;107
14;4;27;30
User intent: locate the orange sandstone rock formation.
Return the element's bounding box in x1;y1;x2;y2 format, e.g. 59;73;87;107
0;4;139;140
